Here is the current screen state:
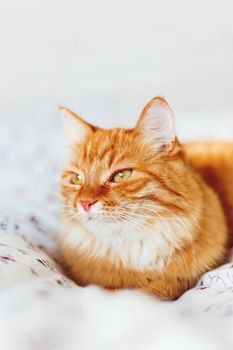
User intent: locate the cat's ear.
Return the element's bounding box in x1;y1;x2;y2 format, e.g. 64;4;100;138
135;97;176;152
59;106;95;144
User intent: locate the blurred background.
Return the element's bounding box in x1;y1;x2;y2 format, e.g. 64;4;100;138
0;0;233;138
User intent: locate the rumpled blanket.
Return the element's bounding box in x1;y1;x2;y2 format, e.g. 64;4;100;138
1;105;233;350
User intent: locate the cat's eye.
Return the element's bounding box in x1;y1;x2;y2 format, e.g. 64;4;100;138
70;173;83;186
111;169;132;183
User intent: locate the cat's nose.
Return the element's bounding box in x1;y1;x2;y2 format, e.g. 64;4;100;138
80;200;97;212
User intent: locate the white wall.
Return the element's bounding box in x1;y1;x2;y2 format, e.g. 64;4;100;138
0;0;233;117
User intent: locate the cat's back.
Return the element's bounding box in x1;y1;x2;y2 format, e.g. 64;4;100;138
184;141;233;242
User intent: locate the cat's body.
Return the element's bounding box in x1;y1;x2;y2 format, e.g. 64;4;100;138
60;98;232;300
185;141;233;244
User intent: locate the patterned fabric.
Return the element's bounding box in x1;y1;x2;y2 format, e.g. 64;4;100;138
0;230;74;289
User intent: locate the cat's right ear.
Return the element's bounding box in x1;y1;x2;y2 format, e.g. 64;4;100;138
59;106;95;144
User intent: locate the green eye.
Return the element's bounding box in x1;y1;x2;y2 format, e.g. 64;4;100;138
70;173;83;186
111;169;132;183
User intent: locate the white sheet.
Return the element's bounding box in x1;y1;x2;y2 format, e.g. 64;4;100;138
1;105;233;350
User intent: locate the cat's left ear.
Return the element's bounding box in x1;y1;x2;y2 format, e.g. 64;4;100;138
59;106;96;145
135;97;176;152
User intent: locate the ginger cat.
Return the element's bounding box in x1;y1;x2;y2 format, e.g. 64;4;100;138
59;97;233;300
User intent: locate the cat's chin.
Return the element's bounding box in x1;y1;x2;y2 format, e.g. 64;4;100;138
78;214;134;233
78;214;109;225
80;215;118;225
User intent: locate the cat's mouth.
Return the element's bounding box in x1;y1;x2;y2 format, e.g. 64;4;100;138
79;212;126;224
79;214;142;229
80;213;94;223
80;212;109;224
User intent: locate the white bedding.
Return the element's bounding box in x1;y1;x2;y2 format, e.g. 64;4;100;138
1;104;233;350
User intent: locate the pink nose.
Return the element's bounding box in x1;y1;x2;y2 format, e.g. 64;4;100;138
80;200;97;212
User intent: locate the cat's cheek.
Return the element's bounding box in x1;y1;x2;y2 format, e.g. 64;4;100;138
102;197;120;210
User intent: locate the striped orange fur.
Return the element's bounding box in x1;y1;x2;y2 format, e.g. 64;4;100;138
59;97;232;300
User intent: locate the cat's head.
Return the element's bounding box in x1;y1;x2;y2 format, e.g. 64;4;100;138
60;97;189;233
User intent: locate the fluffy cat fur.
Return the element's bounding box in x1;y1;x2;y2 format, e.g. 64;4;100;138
59;97;233;300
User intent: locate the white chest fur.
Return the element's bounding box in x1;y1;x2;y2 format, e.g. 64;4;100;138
61;216;193;272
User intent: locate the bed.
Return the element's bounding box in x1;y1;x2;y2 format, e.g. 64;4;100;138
1;102;233;350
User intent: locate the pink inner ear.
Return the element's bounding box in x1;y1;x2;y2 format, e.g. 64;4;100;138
136;97;176;148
